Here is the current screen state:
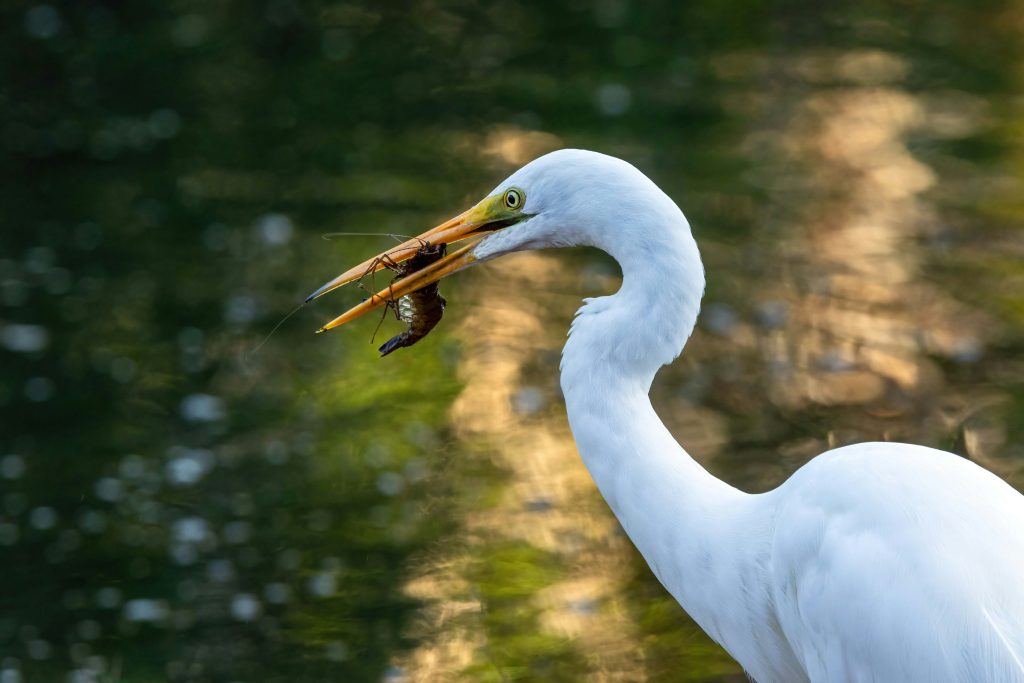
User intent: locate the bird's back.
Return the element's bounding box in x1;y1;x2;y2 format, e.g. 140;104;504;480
766;442;1024;682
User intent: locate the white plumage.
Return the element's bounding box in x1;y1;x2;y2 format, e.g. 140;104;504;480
470;149;1024;682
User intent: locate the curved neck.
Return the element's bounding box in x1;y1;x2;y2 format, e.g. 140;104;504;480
558;220;767;650
559;220;727;514
560;209;706;406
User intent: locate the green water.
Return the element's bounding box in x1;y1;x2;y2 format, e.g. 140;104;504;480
2;1;1023;681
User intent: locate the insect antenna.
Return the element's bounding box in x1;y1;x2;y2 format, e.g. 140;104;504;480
321;231;418;243
245;301;307;362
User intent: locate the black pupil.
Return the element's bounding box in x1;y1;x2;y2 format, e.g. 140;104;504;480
508;192;517;206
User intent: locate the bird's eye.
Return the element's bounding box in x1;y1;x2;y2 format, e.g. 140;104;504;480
503;188;524;210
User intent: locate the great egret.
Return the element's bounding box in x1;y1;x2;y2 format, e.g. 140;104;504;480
309;149;1024;681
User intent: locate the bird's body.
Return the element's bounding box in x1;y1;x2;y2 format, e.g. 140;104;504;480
766;443;1024;681
313;149;1024;681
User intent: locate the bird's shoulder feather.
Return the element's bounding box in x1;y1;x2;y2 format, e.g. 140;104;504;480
766;442;1024;681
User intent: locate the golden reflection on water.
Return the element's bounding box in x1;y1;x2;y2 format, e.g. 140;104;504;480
394;249;649;680
690;48;1018;478
770;64;1011;468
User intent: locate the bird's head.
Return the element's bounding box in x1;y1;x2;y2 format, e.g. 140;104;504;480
307;148;686;333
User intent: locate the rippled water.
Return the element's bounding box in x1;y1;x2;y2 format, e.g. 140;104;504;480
2;2;1023;681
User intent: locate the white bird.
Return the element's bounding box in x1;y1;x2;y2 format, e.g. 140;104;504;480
309;149;1024;682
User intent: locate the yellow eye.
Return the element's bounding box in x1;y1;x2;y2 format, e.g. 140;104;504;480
503;188;524;210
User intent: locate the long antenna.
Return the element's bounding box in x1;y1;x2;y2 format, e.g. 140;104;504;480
245;302;306;362
321;232;416;242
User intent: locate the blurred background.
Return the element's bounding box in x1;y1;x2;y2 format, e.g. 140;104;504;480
2;0;1024;681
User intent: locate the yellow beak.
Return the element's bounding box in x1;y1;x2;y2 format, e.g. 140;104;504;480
307;193;526;333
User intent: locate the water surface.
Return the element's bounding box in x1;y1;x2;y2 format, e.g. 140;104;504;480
2;1;1023;681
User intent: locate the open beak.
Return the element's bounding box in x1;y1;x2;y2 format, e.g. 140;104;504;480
307;193;526;333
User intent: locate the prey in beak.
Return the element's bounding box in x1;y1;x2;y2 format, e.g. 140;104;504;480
307;187;530;345
372;240;448;357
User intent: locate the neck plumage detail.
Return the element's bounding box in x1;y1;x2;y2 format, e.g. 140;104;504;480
558;217;767;653
560;214;705;394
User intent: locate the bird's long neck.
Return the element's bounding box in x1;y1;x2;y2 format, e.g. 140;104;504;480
559;220;766;646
